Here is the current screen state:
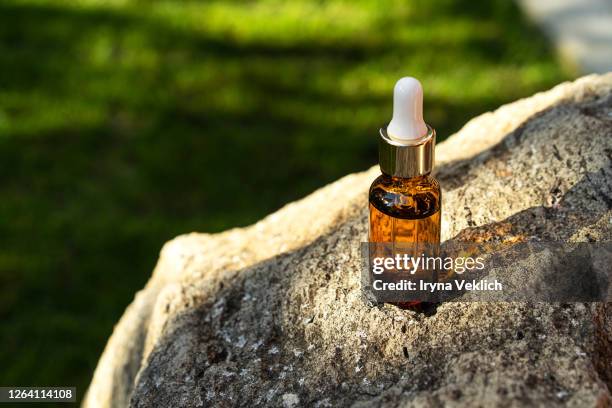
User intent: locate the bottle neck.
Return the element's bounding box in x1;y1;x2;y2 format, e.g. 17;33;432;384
381;173;431;183
378;125;435;178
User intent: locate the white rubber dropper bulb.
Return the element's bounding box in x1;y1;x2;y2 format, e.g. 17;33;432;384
387;77;428;142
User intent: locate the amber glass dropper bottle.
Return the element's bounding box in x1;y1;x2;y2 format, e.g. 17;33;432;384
369;77;441;306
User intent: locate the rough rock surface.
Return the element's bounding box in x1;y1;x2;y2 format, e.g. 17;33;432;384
84;74;612;407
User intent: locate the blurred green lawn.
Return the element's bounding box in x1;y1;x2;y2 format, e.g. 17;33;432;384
0;0;570;401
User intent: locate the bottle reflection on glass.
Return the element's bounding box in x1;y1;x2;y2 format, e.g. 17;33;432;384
369;174;441;244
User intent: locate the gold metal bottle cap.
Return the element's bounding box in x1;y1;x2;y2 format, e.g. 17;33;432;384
379;125;435;178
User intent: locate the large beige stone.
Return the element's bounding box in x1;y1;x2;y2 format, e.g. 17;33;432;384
84;74;612;407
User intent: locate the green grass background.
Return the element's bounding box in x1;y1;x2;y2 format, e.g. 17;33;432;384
0;0;570;401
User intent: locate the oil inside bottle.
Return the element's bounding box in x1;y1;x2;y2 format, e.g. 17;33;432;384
368;174;441;307
368;174;441;244
368;204;440;243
